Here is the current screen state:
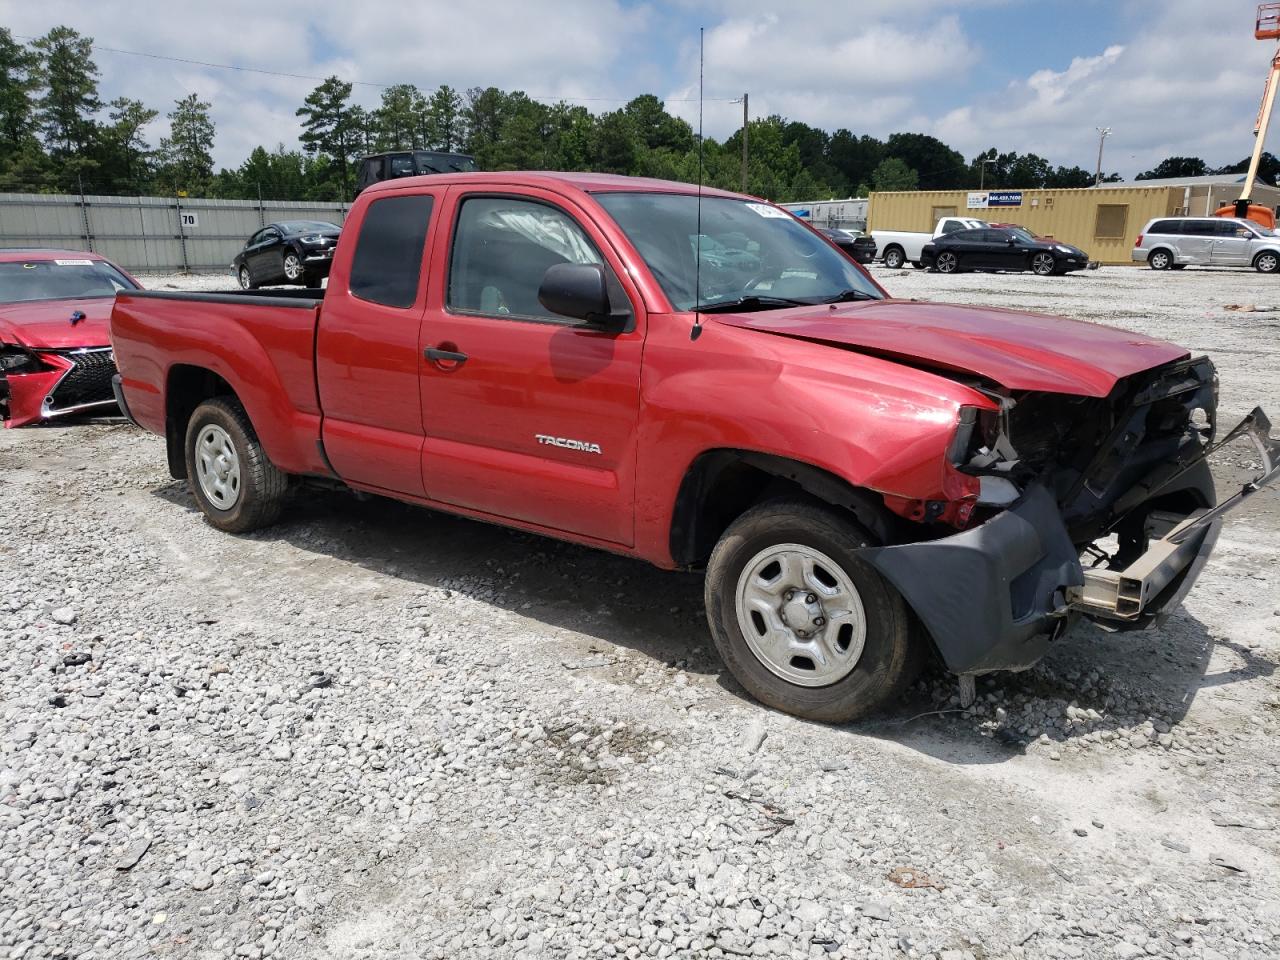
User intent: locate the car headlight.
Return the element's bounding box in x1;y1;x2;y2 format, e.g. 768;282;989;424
300;234;323;244
1055;245;1076;254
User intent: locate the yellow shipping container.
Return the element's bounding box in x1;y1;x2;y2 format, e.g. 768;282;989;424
867;187;1185;265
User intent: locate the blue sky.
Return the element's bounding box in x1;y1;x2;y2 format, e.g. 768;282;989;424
1;0;1267;177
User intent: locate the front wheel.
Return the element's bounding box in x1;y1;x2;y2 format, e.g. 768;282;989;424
184;397;288;533
1031;252;1057;276
704;499;917;723
282;252;303;283
934;251;959;274
1255;251;1279;274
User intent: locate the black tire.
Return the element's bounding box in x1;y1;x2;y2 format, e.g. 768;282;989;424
238;265;256;290
1254;251;1280;274
1031;252;1057;276
704;498;918;723
882;246;906;269
934;251;959;274
1169;264;1186;270
1148;249;1173;271
282;250;304;284
184;397;288;533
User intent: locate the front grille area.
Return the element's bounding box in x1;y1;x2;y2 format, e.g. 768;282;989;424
48;349;117;411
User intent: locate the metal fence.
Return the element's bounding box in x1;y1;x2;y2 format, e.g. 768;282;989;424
0;192;351;274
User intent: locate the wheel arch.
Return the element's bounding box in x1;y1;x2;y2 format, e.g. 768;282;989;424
1252;247;1280;270
164;364;238;479
1147;246;1174;267
668;449;898;568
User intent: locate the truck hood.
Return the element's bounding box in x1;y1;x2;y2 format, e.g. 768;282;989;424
0;298;113;350
713;299;1188;397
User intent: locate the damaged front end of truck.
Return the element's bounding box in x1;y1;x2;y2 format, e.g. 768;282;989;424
861;356;1280;676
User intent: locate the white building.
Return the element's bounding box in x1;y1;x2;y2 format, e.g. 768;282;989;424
778;198;868;232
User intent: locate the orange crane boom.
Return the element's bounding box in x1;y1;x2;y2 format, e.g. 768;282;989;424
1214;4;1280;229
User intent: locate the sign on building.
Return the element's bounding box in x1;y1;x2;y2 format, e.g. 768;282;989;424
967;191;1024;209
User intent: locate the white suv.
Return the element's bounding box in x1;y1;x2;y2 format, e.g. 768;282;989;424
1132;216;1280;273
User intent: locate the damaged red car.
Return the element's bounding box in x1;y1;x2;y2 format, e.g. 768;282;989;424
0;249;138;427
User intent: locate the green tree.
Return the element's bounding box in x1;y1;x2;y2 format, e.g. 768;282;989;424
462;86;512;165
1136;156;1208;180
96;97;157;191
827;130;883;195
159;93;215;194
422;84;463;151
871;157;919;192
296;76;357;197
884;132;965;189
32;25;100;155
594;109;636;174
0;27;39;152
622;94;692;152
374;83;419;151
1045;165;1094;188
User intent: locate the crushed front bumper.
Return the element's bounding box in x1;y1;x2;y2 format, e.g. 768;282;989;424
860;407;1279;675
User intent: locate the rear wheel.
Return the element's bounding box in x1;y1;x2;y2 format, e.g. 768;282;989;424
882;246;906;269
184;397;288;533
1148;249;1173;270
1031;252;1056;276
934;251;959;274
238;266;256;290
1255;251;1279;274
704;498;917;723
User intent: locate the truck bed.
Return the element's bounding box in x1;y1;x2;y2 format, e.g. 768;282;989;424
110;289;329;477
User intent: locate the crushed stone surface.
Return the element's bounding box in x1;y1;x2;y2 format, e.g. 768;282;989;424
1;264;1278;959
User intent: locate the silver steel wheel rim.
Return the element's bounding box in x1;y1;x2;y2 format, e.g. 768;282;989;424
1261;255;1277;272
194;424;242;510
734;543;868;688
1152;253;1168;269
886;250;902;267
1033;254;1054;274
937;253;956;272
239;267;251;288
284;255;301;280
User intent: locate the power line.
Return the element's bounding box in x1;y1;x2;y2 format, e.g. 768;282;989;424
11;34;737;105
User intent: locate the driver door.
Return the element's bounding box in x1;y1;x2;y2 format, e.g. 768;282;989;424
417;188;645;546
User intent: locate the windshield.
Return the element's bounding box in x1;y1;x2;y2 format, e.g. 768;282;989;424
0;258;137;304
595;192;883;311
278;221;340;234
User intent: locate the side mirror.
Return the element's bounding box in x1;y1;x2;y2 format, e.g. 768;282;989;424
539;263;625;330
1006;237;1016;245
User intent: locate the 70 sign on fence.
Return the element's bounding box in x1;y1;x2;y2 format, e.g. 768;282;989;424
179;212;199;228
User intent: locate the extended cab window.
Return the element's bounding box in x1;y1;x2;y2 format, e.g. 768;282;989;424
349;194;434;308
448;196;618;322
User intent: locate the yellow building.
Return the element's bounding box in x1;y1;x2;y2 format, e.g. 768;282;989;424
868;186;1190;265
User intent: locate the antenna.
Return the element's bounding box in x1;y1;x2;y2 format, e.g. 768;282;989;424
691;27;705;342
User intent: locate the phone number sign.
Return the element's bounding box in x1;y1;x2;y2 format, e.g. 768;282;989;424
967;191;1023;208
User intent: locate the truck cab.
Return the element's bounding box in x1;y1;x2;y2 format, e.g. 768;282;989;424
354;151;479;196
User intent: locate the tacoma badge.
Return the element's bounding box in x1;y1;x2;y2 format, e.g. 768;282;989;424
536;434;603;455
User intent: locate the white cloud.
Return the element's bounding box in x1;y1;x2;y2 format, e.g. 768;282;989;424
0;0;1272;180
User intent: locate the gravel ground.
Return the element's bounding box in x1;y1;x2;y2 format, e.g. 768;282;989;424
2;265;1278;960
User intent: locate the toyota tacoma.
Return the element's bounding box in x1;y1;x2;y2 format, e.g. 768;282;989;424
109;173;1279;722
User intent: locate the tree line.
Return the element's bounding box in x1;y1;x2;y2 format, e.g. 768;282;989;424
1;25;1272;203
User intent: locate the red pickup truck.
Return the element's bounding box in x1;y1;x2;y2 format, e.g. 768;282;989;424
110;172;1279;722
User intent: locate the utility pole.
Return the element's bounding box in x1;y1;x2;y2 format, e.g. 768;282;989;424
979;158;997;190
1094;127;1112;185
732;93;749;192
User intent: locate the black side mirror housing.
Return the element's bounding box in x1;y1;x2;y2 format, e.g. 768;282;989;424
539;263;627;331
1006;237;1016;245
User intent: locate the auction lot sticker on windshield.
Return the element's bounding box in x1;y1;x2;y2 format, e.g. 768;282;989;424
745;202;790;218
53;259;94;266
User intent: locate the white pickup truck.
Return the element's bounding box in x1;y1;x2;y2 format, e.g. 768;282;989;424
872;216;988;269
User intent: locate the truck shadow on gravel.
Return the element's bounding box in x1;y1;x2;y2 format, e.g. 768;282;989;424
151;483;1254;766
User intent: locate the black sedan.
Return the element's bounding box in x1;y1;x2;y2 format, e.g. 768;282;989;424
232;221;342;289
920;226;1089;276
819;227;877;264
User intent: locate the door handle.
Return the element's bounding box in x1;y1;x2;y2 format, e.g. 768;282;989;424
425;346;468;367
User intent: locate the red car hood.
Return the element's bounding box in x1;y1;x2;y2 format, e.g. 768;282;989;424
713;299;1188;397
0;297;113;350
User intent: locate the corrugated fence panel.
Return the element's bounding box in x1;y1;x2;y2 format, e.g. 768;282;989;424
0;192;348;273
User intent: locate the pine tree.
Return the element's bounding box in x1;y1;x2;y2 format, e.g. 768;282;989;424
296;76;356;198
32;26;100;154
159;93;215;194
